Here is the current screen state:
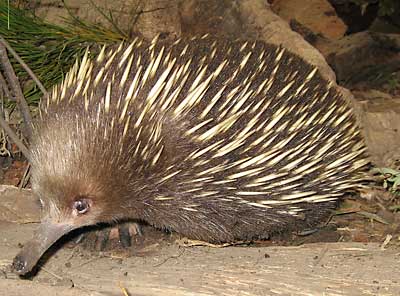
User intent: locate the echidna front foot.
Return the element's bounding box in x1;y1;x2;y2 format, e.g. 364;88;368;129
74;222;142;251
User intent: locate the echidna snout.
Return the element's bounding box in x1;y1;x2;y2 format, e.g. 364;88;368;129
13;35;369;275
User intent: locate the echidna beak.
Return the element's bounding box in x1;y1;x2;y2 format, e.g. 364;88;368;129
12;221;74;276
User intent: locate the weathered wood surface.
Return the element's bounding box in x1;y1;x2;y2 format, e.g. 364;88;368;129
0;222;399;295
0;185;399;296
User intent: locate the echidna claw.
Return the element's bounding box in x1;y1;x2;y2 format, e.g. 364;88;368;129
74;222;142;251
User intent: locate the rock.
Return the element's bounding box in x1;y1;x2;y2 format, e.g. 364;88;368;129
179;0;241;38
324;31;400;84
237;0;338;81
328;0;379;34
352;90;400;167
271;0;347;40
0;185;39;223
34;0;181;40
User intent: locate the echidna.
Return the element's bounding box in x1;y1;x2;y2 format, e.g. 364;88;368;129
13;35;369;275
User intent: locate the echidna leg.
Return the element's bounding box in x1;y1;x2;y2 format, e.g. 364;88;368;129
117;222;135;248
75;222;143;251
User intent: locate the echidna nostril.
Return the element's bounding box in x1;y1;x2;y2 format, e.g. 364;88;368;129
12;255;27;273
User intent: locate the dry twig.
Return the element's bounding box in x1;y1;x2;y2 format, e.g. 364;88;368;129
0;116;30;160
0;37;48;97
0;41;33;140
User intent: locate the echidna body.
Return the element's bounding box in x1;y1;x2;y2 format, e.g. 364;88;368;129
14;36;368;275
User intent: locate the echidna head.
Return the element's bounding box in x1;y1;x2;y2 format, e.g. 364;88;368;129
13;113;139;275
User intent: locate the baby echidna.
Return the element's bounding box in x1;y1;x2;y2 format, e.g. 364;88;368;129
13;35;369;275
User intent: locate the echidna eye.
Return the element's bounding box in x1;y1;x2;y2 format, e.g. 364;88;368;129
73;199;90;214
